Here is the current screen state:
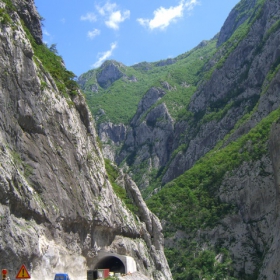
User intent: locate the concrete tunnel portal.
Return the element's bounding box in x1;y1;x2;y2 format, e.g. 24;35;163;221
95;256;125;273
92;252;137;274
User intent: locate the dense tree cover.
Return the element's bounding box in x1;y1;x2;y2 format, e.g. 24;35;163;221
82;40;217;126
149;130;247;231
147;106;280;279
165;246;237;280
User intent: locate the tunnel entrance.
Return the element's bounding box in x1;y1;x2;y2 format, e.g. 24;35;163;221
95;256;125;274
91;252;137;275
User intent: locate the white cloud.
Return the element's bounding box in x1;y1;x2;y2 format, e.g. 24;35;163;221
96;1;130;30
105;10;130;30
92;42;117;68
87;28;101;39
137;0;198;30
96;2;117;16
81;12;97;22
185;0;199;11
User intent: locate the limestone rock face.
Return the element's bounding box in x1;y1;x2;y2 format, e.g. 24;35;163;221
122;174;171;278
99;122;127;161
99;122;127;144
116;88;174;189
0;1;172;280
217;0;258;46
163;0;280;183
97;61;124;89
12;0;42;44
97;87;175;189
131;87;166;126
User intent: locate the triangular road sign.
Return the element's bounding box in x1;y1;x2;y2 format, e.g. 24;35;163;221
16;264;31;279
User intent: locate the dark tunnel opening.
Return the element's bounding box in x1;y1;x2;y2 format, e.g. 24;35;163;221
95;256;125;273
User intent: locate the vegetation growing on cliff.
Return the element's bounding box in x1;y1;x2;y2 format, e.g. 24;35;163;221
165;246;237;280
105;159;138;214
22;21;79;97
0;0;15;24
80;39;217;125
146;106;280;279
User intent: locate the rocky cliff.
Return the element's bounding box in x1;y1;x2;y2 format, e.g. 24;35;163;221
0;1;172;279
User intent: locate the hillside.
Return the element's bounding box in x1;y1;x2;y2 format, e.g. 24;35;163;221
79;0;280;279
78;40;217;126
0;0;172;279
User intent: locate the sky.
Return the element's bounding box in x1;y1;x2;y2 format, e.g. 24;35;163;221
35;0;240;77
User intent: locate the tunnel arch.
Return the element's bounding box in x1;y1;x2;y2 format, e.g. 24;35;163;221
95;256;125;273
92;252;137;274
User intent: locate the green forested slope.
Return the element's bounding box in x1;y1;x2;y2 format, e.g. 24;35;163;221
79;39;217;125
147;107;279;279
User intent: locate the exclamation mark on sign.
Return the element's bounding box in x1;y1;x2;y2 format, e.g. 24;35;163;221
22;268;25;277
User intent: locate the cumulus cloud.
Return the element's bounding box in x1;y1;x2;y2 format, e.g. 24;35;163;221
96;1;130;30
92;42;117;68
87;28;101;39
96;2;117;16
137;0;198;30
105;10;130;30
80;12;97;22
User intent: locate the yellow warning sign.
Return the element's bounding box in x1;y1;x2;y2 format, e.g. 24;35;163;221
16;264;31;279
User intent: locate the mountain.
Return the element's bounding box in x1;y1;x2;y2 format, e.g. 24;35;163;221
78;40;217;189
0;0;172;279
79;0;280;279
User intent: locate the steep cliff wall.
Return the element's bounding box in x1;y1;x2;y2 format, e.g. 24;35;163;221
0;1;172;279
124;0;280;188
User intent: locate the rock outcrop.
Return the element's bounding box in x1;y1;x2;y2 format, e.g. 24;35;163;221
12;0;42;44
99;122;127;161
217;0;258;46
117;88;174;189
96;61;124;89
0;1;172;279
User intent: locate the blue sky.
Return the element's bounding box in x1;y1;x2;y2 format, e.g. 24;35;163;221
35;0;240;76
